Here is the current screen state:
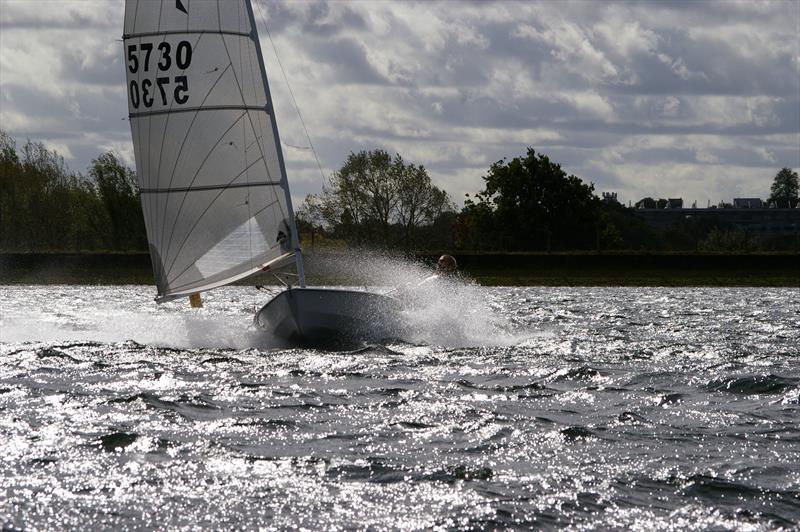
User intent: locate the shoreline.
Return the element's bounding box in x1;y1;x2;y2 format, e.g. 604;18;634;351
1;252;797;287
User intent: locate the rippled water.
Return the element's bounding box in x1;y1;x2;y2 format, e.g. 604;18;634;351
1;285;798;530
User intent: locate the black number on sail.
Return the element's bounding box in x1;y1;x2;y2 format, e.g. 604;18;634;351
156;77;170;105
141;79;153;107
129;80;140;108
126;39;192;108
173;75;189;104
140;42;153;72
176;41;192;69
127;45;138;73
157;42;171;71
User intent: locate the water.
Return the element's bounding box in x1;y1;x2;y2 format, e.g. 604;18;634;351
1;284;798;530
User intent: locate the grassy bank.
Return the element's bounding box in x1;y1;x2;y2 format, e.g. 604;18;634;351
470;268;798;287
419;252;800;287
0;252;797;287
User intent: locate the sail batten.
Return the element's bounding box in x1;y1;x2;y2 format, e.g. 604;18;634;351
123;30;252;39
124;0;298;300
130;104;267;118
140;180;282;194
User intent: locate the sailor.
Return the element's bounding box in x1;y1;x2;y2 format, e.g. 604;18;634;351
383;254;457;303
392;254;459;301
436;254;458;276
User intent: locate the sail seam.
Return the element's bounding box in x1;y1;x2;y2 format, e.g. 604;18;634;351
238;0;255;298
161;110;247;268
216;15;282;207
158;62;234;256
141;181;281;194
163;155;267;280
154;31;207;256
166;196;279;286
215;2;279;196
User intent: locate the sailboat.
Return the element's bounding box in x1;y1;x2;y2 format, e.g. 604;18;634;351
123;0;404;347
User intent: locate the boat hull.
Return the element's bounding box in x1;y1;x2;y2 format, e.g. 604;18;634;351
254;288;405;348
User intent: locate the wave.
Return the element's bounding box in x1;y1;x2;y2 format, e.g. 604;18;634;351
706;374;798;395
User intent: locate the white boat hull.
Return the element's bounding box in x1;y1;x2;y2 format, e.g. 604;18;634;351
254;288;405;348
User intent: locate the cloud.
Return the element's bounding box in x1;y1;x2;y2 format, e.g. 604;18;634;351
0;0;797;210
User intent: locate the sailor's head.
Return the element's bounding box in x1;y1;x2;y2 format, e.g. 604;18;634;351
436;254;457;274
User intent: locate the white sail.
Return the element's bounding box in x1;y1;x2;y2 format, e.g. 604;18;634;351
123;0;302;302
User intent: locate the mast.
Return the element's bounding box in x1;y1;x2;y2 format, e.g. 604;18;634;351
244;0;306;288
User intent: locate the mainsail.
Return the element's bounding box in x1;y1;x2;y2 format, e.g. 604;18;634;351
123;0;303;302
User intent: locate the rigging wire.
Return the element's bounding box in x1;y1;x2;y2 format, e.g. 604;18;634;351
251;0;328;189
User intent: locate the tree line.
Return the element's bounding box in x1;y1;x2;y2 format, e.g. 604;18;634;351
0;131;145;252
1;129;796;254
301;147;797;253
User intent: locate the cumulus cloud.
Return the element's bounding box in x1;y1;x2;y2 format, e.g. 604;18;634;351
0;0;798;208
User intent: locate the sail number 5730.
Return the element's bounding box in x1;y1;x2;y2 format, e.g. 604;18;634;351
127;41;193;109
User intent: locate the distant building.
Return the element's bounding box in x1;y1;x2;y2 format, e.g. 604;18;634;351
666;198;683;209
636;206;800;235
635;197;657;209
602;192;620;204
768;199;798;209
733;198;763;209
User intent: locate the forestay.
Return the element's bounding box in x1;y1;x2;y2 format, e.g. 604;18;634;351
123;0;302;302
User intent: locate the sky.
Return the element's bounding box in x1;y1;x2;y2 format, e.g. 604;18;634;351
1;0;798;209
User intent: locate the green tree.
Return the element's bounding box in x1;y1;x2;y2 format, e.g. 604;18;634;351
301;149;453;249
0;132;21;249
768;167;799;208
698;227;757;252
0;131;152;252
600;202;657;250
89;152;146;251
395;158;453;249
461;148;599;251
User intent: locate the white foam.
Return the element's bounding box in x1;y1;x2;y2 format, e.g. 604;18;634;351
0;253;528;349
309;251;526;347
0;285;276;350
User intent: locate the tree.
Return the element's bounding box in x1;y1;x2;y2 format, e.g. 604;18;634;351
768;167;799;208
698;227;757;252
296;193;337;251
0;131;18;166
395;158;452;248
0;131;119;251
89;152;146;250
461;148;599;251
300;149;454;249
